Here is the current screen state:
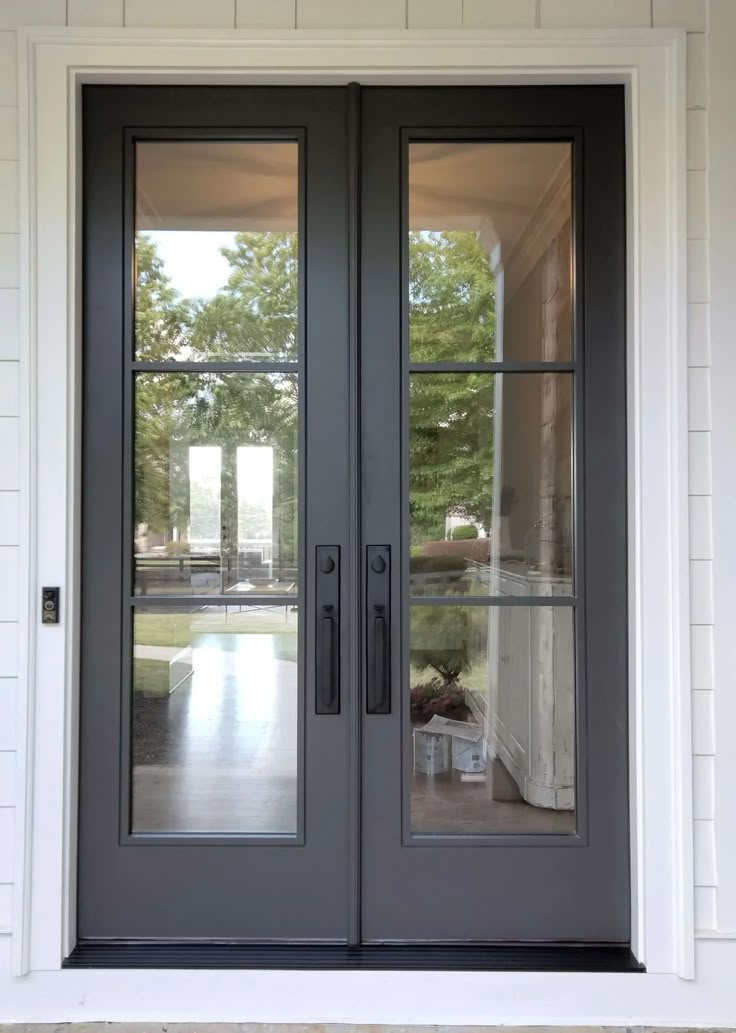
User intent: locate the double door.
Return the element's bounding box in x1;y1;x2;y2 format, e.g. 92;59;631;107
77;84;629;954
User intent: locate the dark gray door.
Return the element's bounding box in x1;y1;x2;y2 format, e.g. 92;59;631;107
360;86;629;942
78;84;629;950
79;86;352;939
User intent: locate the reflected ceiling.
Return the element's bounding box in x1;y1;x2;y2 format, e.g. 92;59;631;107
408;141;571;252
136;141;299;232
136;138;570;256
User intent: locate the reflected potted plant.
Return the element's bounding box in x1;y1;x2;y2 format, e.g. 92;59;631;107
409;604;478;724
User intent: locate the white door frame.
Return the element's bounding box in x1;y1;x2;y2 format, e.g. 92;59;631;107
13;23;691;997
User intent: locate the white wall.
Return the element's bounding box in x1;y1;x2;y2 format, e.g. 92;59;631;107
0;0;730;990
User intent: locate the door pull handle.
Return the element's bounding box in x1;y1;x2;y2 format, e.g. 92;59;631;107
320;609;336;709
316;547;340;714
366;546;391;715
371;609;387;713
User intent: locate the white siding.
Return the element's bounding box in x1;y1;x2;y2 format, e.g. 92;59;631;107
236;0;296;28
0;0;728;963
684;9;717;926
654;0;708;30
0;0;64;29
0;20;19;944
296;0;406;28
708;0;736;936
539;0;650;28
124;0;236;28
67;0;124;27
408;0;462;28
463;0;537;28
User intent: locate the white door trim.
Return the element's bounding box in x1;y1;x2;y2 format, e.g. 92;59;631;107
13;24;691;993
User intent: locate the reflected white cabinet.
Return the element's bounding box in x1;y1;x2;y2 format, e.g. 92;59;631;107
476;570;575;811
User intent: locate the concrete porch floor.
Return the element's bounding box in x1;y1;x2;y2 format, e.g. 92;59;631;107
1;1025;730;1033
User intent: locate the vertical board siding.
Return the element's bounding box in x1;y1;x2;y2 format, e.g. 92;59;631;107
0;0;722;952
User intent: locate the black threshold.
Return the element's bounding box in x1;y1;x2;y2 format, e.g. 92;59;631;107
64;942;644;971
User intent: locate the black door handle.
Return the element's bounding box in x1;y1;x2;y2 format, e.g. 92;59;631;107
316;546;340;714
371;610;387;712
366;545;390;714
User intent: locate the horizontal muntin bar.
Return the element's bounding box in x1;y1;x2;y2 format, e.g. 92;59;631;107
408;362;575;374
130;595;298;608
131;361;299;374
409;595;575;607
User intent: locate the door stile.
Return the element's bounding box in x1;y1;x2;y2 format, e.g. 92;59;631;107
346;80;363;945
360;86;629;944
79;86;353;940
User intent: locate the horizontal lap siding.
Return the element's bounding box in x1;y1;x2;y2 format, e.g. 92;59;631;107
0;26;19;942
670;1;719;932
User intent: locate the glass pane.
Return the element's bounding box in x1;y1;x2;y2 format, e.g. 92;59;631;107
134;372;298;597
409;605;575;835
408;142;572;362
135;141;299;362
132;605;298;834
409;373;573;596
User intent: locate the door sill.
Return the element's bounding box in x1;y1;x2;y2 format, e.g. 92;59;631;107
64;941;644;971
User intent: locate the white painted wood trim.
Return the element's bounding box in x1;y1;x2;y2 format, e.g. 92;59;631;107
14;26;691;988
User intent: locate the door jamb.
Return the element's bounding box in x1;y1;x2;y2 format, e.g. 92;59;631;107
15;26;690;980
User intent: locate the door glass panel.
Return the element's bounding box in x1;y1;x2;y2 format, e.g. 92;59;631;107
135;141;299;362
408;142;572;362
407;140;577;839
409;373;573;596
134;371;298;597
409;604;575;835
132;605;299;834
